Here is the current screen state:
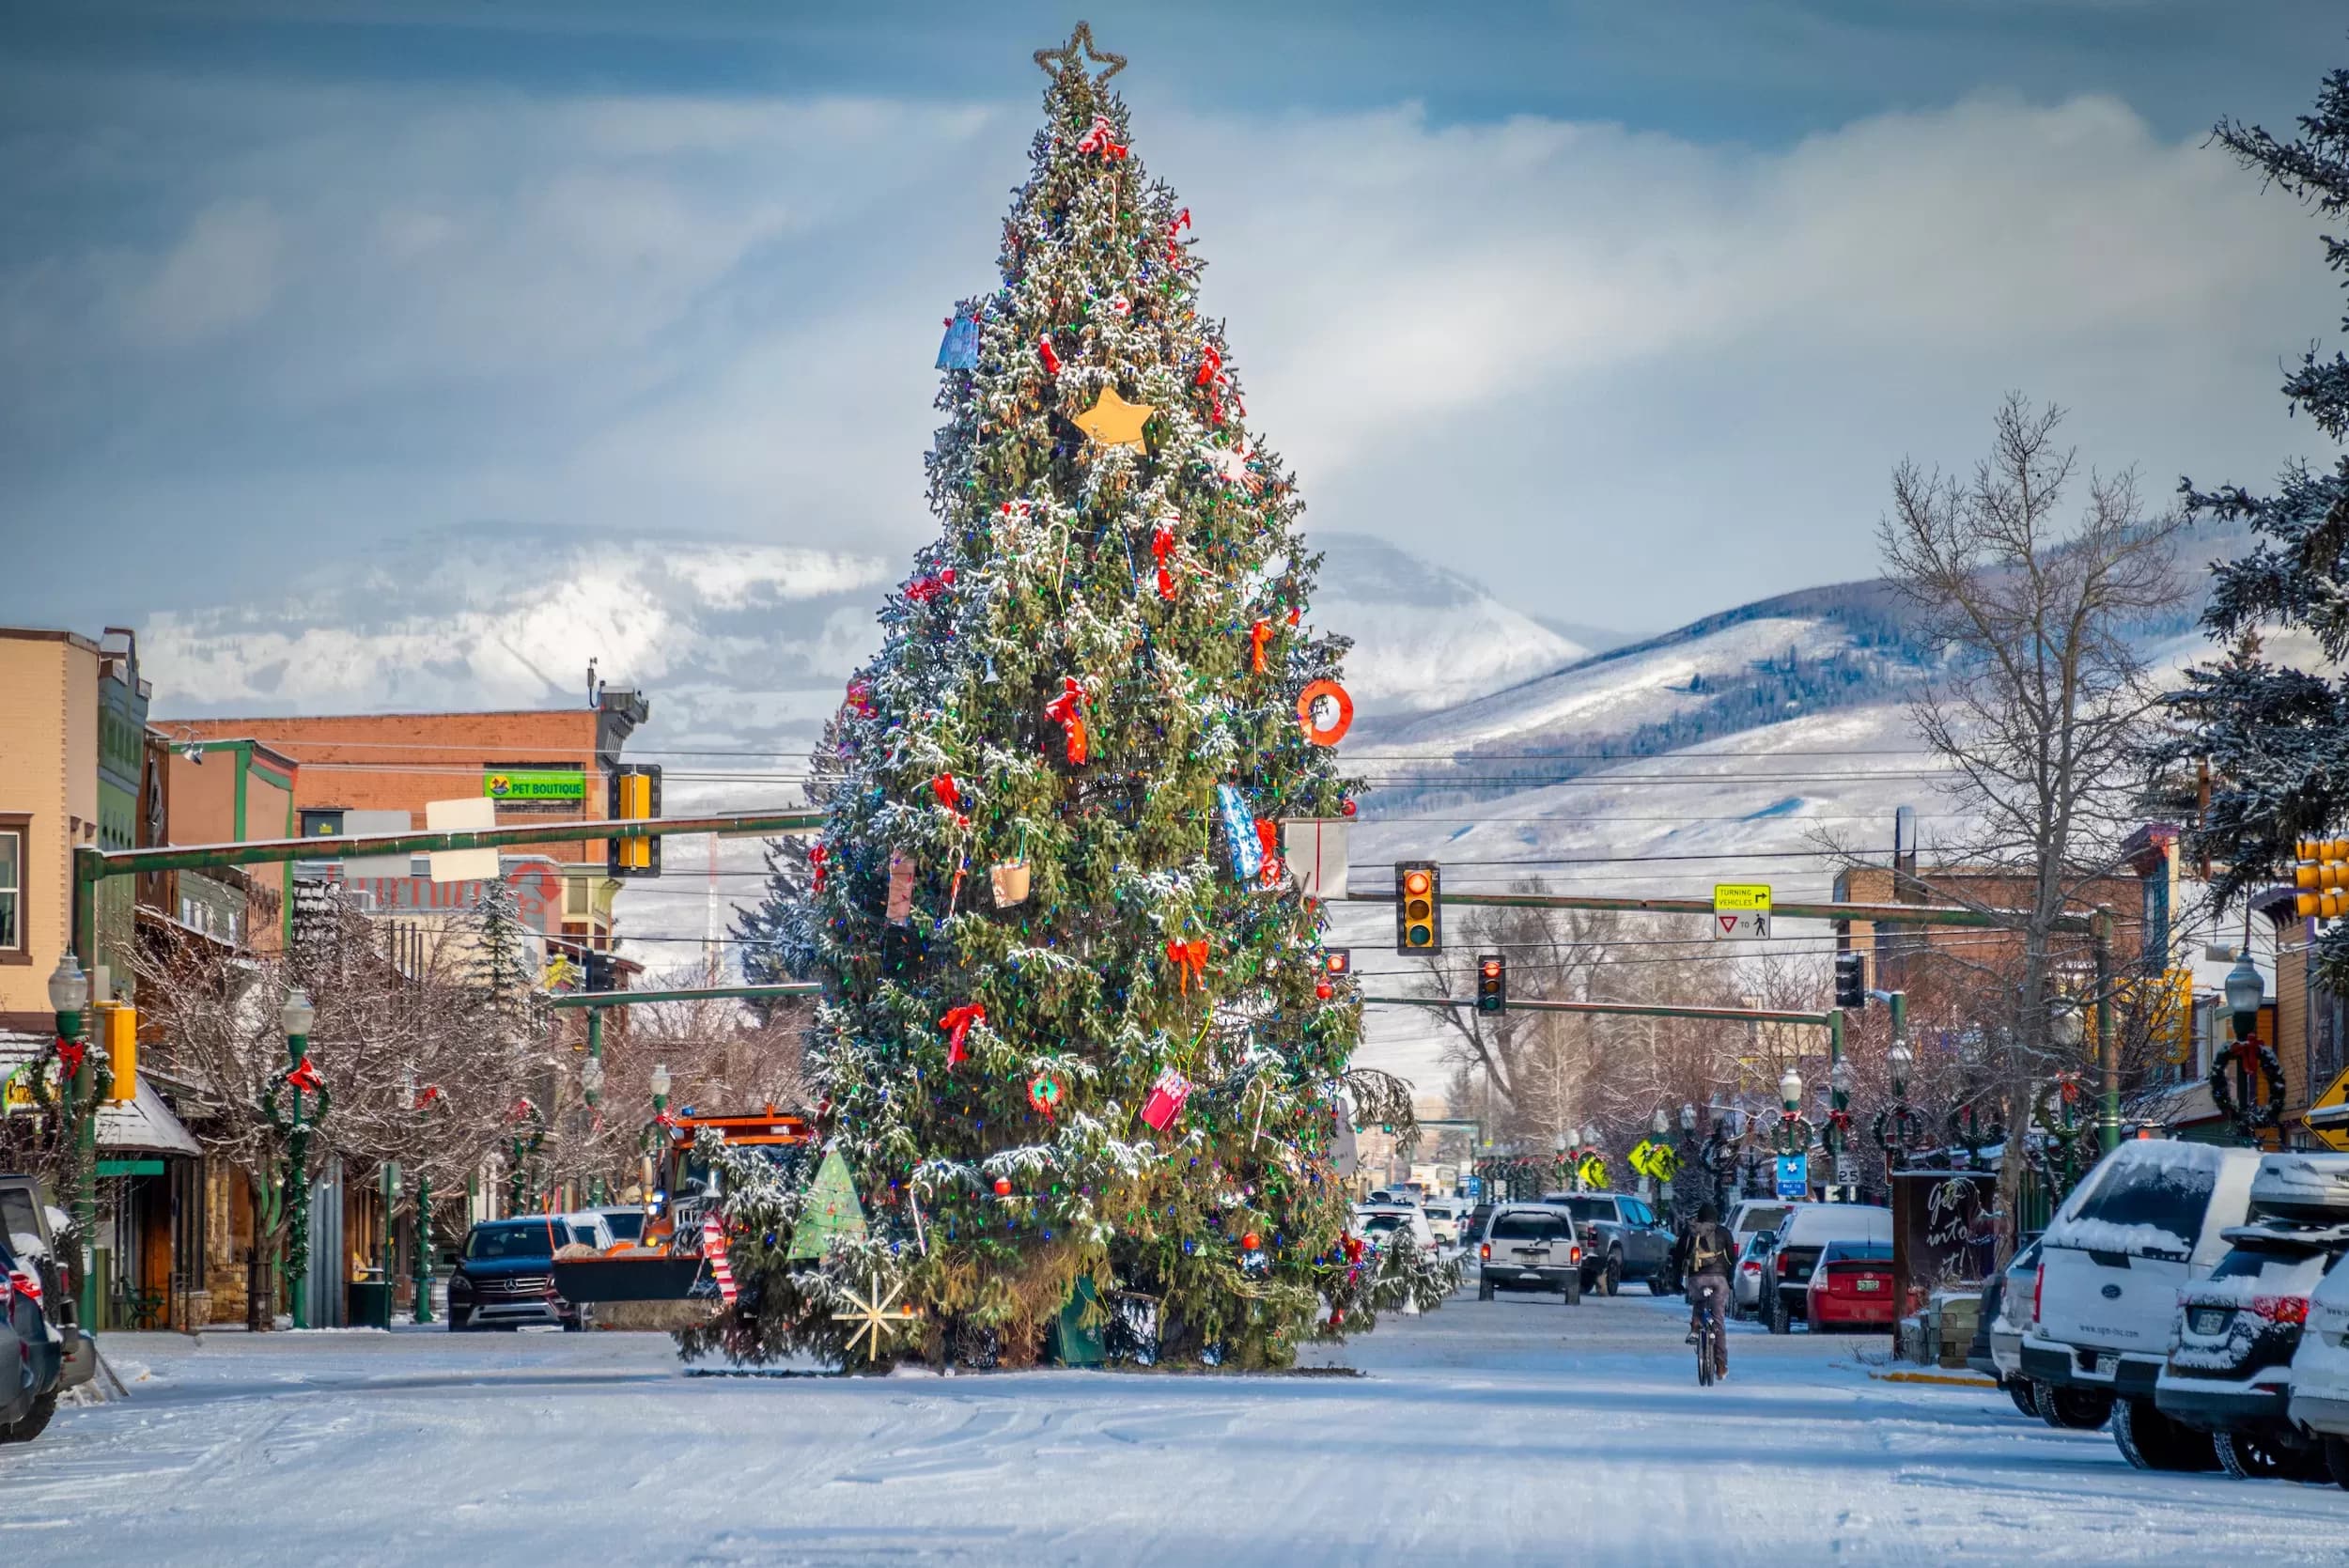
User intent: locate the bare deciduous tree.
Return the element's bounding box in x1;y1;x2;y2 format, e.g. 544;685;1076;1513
1877;392;2186;1256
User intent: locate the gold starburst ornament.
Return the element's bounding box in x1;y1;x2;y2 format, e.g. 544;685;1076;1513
833;1270;923;1362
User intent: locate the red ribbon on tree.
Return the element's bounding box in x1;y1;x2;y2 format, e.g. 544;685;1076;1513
940;1002;986;1068
1254;818;1283;888
1164;939;1209;993
905;567;957;604
1194;345;1239;426
1151;525;1178;601
1037;334;1062;375
1043;677;1089;765
414;1083;443;1110
809;843;828;893
1166;207;1190;262
1075;114;1128;160
1249;618;1272;674
930;772;971;829
286;1056;324;1094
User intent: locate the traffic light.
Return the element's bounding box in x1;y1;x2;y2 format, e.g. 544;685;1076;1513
2295;839;2349;919
583;949;616;993
1476;954;1506;1014
1834;950;1866;1009
1395;861;1441;953
607;763;662;879
101;1001;137;1103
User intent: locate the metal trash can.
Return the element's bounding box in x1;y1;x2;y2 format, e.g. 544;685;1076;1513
348;1281;393;1329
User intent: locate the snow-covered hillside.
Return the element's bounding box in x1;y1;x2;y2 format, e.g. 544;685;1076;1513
1309;531;1584;714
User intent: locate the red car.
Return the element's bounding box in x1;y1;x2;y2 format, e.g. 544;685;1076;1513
1806;1239;1898;1331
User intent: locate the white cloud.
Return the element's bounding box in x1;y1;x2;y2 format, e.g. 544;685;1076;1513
2;72;2337;630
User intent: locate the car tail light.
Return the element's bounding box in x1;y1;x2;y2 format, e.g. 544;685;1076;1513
2251;1295;2310;1326
1569;1246;1582;1265
1480;1243;1490;1261
1741;1261;1761;1275
8;1268;39;1306
1777;1251;1791;1276
2033;1263;2044;1327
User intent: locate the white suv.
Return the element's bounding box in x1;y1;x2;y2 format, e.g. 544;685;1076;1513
2020;1140;2261;1460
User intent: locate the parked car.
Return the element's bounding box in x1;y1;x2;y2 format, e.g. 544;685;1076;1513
558;1212;618;1253
448;1218;588;1331
2287;1220;2349;1487
2022;1140;2261;1457
0;1236;48;1437
1463;1202;1497;1250
1806;1239;1898;1332
1732;1229;1776;1320
593;1205;651;1246
0;1173;92;1426
1968;1238;2045;1418
1760;1203;1893;1333
1476;1203;1584;1303
1350;1204;1438;1256
1420;1200;1469;1248
1728;1199;1797;1246
2154;1214;2349;1480
1540;1191;1674;1295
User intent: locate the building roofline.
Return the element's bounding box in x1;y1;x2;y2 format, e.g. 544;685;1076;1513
159;710;611;724
0;626;102;653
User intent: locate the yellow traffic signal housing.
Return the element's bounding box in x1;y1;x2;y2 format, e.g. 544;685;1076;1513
102;1001;138;1103
607;764;662;879
1395;861;1441;953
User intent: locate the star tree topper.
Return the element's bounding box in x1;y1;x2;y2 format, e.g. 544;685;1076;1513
1034;20;1126;84
1073;386;1154;449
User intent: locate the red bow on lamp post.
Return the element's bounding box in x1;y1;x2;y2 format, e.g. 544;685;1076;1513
940;1003;987;1069
1043;678;1089;765
54;1034;85;1078
1163;939;1209;993
285;1056;324;1094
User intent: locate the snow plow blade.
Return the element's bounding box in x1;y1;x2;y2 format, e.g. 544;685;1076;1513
551;1255;707;1304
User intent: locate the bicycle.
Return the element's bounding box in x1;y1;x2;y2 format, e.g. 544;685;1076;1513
1690;1277;1727;1387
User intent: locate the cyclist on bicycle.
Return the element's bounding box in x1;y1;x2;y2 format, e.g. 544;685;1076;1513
1681;1203;1735;1381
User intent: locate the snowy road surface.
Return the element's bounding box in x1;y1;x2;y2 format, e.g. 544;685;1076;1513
10;1287;2347;1566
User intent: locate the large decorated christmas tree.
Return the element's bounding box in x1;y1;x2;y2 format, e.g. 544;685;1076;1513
687;23;1440;1370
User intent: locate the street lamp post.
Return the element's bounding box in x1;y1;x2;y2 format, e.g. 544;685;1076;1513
1776;1066;1814;1187
1648;1107;1672;1207
46;955;94;1330
276;986;320;1329
581;1052;606;1205
2215;949;2281;1144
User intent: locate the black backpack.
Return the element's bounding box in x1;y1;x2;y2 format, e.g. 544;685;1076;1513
1688;1224;1734;1278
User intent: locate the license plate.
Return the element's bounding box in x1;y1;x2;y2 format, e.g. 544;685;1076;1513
2190;1308;2231;1336
1853;1278;1882;1292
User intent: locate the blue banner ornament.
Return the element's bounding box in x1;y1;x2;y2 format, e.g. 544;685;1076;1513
937;312;980;370
1217;784;1262;881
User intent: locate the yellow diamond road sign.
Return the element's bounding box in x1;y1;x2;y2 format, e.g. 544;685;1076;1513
1713;883;1771;940
2308;1065;2349;1154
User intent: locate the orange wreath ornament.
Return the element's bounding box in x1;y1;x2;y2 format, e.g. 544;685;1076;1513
1297;679;1354;747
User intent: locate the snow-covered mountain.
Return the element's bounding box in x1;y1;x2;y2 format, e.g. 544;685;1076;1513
1309;532;1585;715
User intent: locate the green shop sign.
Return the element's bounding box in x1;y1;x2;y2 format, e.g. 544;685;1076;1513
483;768;586;801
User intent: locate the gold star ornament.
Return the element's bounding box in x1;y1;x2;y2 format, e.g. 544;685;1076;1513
1074;387;1153;449
832;1270;923;1362
1034;21;1126;84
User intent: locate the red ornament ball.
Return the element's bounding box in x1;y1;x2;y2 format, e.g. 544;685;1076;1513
993;1176;1012;1197
1242;1232;1260;1251
1340;799;1358;818
1315;980;1333;1001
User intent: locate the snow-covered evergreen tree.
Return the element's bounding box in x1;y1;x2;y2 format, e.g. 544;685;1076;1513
2170;61;2349;983
692;27;1422;1368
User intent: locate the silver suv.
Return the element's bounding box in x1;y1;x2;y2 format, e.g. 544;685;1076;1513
1476;1203;1585;1304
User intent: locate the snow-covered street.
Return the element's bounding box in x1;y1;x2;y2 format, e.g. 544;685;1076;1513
11;1288;2346;1566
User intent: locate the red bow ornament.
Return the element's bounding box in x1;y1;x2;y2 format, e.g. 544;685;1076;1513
414;1083;443;1110
1151;525;1178;601
1194;345;1241;427
1166;207;1190;263
808;843;829;893
1075;115;1128;160
1254;818;1284;888
1043;677;1089;765
1037;334;1062;376
940;1003;986;1069
54;1035;85;1077
1250;618;1272;674
286;1056;325;1094
930;772;971;830
1164;938;1209;993
905;567;957;604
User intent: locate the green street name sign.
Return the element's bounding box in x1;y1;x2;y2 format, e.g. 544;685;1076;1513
484;769;587;801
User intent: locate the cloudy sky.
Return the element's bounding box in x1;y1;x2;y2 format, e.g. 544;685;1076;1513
3;0;2344;637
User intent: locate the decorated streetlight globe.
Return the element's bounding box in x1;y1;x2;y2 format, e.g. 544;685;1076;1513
2047;1001;2084;1050
1680;1102;1699;1133
1779;1066;1804;1113
2225;951;2264;1037
1829;1058;1854;1098
47;955;88;1015
1651;1107;1670;1136
649;1063;673;1100
1580;1123;1599;1149
581;1055;605;1096
280;985;316;1039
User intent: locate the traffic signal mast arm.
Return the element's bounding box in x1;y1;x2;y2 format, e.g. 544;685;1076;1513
1344;886;2093;934
1363;994;1838;1029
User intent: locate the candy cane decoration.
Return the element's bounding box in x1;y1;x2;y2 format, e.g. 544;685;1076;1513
702;1212;737;1305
